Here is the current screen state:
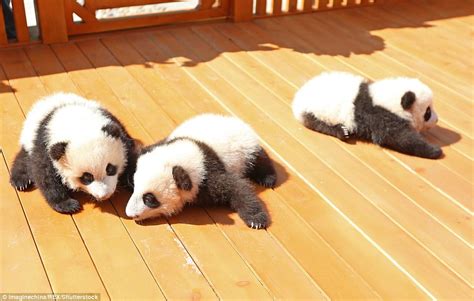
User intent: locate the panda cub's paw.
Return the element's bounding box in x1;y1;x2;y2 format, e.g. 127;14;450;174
337;125;351;141
426;145;443;159
260;174;277;189
10;172;34;192
244;212;268;230
53;198;82;214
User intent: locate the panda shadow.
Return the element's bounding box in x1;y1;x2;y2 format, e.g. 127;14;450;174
0;81;15;93
269;158;290;188
72;189;133;218
424;125;462;147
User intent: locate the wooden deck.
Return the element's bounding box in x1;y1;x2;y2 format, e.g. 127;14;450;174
1;0;472;299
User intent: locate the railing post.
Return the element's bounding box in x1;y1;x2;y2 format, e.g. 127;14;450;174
37;0;68;43
231;0;253;22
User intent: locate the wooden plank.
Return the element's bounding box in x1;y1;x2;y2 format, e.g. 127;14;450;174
149;27;432;300
111;31;361;299
102;34;328;300
193;20;473;248
0;49;109;297
74;38;273;300
12;45;166;300
253;17;473;238
306;14;473;137
11;0;29;42
0;70;52;293
176;23;473;287
264;17;472;206
50;43;218;300
0;4;8;45
276;12;474;159
36;0;68;43
210;22;472;298
283;15;474;208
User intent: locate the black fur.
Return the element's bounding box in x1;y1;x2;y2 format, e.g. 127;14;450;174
99;108;138;189
101;123;122;139
49;142;67;161
10;147;34;191
245;147;277;188
172;165;193;191
164;137;269;229
302;112;351;141
10;105;137;214
353;82;442;159
303;82;442;159
28;111;82;213
401;91;416;110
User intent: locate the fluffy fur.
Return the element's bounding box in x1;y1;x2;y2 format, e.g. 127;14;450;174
10;93;137;213
292;71;442;159
126;114;277;229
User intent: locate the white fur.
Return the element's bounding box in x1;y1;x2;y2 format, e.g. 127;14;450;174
292;72;438;133
369;77;437;131
127;114;262;221
169;113;261;176
20;93;101;153
126;139;206;220
292;71;366;132
20;93;127;201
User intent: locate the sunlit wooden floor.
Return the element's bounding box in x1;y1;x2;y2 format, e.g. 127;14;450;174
1;0;472;299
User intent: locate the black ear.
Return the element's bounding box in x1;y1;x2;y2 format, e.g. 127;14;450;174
172;166;192;191
49;142;68;161
401;91;416;110
102;123;121;139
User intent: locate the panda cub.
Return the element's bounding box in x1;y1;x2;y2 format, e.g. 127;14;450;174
125;114;277;229
292;71;442;159
10;93;137;214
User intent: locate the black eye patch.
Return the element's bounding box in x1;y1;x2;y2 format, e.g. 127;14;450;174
143;193;161;208
106;163;117;176
80;172;94;185
424;107;432;121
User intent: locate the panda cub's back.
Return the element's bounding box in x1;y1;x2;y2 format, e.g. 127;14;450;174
292;72;366;132
20;93;104;154
168;114;261;176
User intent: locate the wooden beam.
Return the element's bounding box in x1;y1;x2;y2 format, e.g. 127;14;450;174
256;0;267;16
36;0;68;43
0;2;8;45
231;0;253;22
11;0;28;42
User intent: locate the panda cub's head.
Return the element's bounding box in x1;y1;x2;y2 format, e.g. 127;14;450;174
51;123;127;201
125;139;205;222
370;77;438;132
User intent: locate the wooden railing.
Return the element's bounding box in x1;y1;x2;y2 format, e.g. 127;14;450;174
1;0;382;46
0;0;30;46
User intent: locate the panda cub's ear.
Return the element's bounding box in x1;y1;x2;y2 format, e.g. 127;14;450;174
102;123;122;138
172;165;192;191
401;91;416;110
49;142;68;161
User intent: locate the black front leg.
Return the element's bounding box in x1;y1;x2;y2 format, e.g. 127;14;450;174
10;147;34;191
30;151;81;214
376;128;443;159
205;172;269;229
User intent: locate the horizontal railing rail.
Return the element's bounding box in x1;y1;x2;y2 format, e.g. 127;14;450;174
0;0;385;46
